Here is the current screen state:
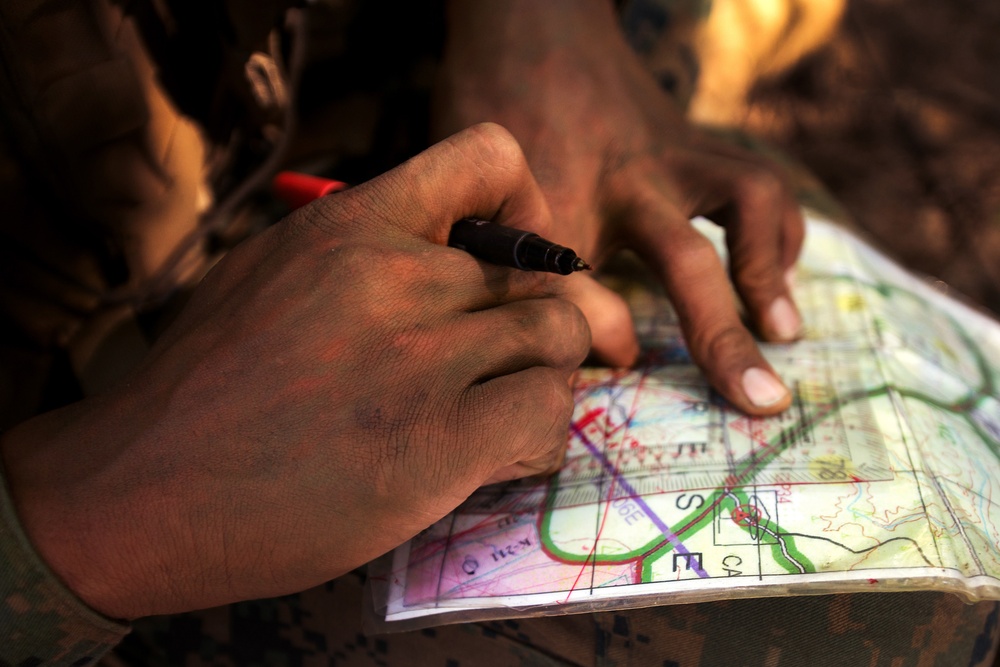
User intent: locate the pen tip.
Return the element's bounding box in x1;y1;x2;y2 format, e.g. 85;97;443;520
573;258;593;272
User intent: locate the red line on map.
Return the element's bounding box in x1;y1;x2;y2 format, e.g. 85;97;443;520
572;407;606;431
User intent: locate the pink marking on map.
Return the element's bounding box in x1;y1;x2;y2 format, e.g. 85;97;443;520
403;515;637;605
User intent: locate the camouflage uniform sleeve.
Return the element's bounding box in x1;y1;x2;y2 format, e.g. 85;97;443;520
1;472;129;665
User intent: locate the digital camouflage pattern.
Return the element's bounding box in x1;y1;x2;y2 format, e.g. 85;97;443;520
1;477;127;666
106;570;1000;667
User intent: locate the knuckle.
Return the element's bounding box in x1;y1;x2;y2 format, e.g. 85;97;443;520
730;255;782;294
328;245;416;317
465;121;520;153
358;246;423;285
486;368;573;429
288;191;360;240
558;300;592;366
539;297;582;333
517;299;590;368
442;247;489;282
458;122;526;174
376;246;430;279
386;324;437;364
735;166;786;209
529;367;575;422
327;244;378;283
502;270;550;297
459;369;572;462
694;324;751;365
670;234;721;276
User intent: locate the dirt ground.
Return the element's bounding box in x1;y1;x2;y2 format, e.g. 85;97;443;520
739;0;1000;317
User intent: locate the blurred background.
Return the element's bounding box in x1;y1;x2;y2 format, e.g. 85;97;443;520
685;0;1000;316
294;0;1000;316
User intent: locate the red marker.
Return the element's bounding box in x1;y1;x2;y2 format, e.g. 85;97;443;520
271;171;348;210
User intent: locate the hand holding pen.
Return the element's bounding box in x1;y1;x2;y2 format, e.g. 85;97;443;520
273;171;592;275
272;161;639;371
4;124;594;620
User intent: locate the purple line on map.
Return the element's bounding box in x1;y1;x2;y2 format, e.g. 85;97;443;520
570;422;710;578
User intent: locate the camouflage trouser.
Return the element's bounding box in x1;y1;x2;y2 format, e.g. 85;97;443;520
106;571;999;667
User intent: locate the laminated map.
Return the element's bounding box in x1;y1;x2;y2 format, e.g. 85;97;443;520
369;212;1000;630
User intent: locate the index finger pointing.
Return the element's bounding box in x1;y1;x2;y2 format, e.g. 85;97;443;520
626;196;792;415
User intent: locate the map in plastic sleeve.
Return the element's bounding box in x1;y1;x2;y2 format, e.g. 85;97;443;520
366;212;1000;632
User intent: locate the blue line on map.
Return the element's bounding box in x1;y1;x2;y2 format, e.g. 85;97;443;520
570;422;710;578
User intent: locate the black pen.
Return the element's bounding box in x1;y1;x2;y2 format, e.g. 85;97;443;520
272;171;593;275
448;218;592;275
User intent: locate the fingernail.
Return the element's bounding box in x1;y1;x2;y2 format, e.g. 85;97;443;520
767;295;802;341
742;367;789;408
